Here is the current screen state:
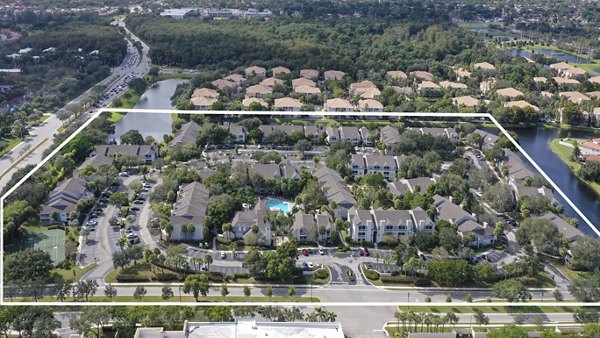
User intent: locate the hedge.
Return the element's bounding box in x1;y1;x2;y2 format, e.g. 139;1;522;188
314;268;329;280
116;274;151;282
233;272;250;280
363;268;380;281
380;276;414;284
155;273;179;282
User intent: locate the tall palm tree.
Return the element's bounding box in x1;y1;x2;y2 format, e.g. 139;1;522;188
423;313;432;333
445;312;458;328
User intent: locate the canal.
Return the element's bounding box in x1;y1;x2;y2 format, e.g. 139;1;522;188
111;78;187;142
514;127;600;236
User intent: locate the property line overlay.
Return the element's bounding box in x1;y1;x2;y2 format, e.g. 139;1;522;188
1;108;598;306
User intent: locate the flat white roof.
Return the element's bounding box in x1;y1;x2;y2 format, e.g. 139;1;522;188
186;319;345;338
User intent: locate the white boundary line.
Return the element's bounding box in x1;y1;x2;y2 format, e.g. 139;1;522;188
1;108;599;307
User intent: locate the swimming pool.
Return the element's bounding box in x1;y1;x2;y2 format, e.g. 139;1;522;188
265;198;294;213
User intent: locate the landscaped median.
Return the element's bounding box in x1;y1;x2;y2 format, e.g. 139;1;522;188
28;294;320;303
395;303;597;314
361;263;431;287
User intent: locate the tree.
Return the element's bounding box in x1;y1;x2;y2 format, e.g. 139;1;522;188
221;284;229;299
104;284;117;300
74;280;98;301
427;259;473;286
487;325;529;338
474;263;499;285
266;286;274;301
161;286;174;300
482;183;515;212
70;306;113;338
574;308;599;323
108;192;129;207
120;129;145;145
133;286;147;301
243;285;252;301
204;254;213;269
53;279;71;302
569;237;600;271
569;272;600;302
473;309;489;325
516;218;563;256
288;286;296;301
183;274;209;301
493;279;531;302
553;289;564;301
4;249;54;284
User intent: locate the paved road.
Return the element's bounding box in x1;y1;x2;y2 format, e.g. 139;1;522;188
0;18;150;192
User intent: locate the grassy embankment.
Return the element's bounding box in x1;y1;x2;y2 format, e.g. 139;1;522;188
549;138;600;196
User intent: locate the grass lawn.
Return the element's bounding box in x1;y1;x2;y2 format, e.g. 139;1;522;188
28;114;51;126
547;258;589;282
395;304;593;314
550;138;600;196
573;63;600;76
108;111;127;123
51;263;97;282
33;294;319;303
0;136;21;157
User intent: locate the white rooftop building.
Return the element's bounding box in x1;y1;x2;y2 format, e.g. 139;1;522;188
134;319;345;338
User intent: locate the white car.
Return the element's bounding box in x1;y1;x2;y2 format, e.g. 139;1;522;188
220;252;226;259
318;248;324;255
308;262;314;269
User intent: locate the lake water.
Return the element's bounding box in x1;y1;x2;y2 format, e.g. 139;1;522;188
507;48;591;64
111;78;187;142
513;127;600;237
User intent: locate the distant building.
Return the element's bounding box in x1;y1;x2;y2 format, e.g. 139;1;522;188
133;318;345;338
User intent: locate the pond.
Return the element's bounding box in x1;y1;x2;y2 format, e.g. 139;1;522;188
111;78;187;142
512;127;600;237
507;48;592;64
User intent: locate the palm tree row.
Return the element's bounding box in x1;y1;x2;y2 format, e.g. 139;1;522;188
393;310;459;336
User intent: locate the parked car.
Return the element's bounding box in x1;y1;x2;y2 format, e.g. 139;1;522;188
220;252;226;259
133;200;144;205
363;247;370;256
86;220;97;226
131;207;140;211
318;248;325;255
302;248;309;256
308;262;314;269
118;172;129;177
302;262;308;269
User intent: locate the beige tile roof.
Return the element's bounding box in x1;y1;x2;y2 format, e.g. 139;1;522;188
559;91;590;104
550;62;586;76
260;77;284;87
358;99;383;110
474;62;496;71
244;66;267;76
553;77;580;85
587;91;600;99
211;79;235;90
190;96;217;107
496;87;523;98
452;95;479;107
533;77;547;83
246;84;273;95
192;88;219;98
386;70;407;79
223;74;246;83
300;69;319;79
359;87;381;99
410;71;434;81
417;81;441;90
455;68;472;78
324;70;346;80
271;66;290;76
274;97;303;108
292;78;316;88
325;98;353;109
589;76;600;84
505;100;540;111
242;97;268;108
541;91;554;98
439;81;468;89
294;85;321;94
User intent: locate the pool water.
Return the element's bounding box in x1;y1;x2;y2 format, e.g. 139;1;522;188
265;198;292;213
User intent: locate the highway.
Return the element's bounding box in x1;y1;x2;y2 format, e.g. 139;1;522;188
0;18;150;191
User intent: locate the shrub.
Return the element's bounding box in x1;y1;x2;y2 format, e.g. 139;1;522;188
55;259;72;270
234;272;250;280
116;274;150;282
414;278;432;286
314;268;329;280
517;276;538;286
363;268;380;281
155;273;179;282
381;276;414;284
207;272;224;282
